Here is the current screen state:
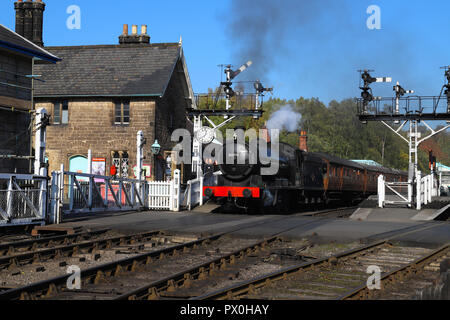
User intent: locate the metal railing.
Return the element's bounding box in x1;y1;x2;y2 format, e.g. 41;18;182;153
357;96;448;118
0;173;47;227
49;167;181;224
377;175;411;207
195;93;257;111
378;173;438;210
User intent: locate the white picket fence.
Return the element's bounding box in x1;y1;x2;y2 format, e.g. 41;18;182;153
417;171;438;210
148;170;180;211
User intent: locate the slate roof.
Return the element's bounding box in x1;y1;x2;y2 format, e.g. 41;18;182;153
34;43;182;97
0;24;60;63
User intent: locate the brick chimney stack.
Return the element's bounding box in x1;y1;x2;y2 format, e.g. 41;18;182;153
299;131;308;152
14;1;24;37
119;24;151;44
14;0;45;47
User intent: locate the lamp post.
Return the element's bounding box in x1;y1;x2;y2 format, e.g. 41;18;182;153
151;140;161;180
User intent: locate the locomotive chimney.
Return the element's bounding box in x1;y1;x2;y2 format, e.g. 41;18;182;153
260;124;271;143
299;131;308;152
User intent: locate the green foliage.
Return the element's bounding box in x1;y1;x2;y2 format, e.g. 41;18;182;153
197;91;450;171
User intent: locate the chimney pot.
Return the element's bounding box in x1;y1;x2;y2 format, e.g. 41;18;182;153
119;24;150;45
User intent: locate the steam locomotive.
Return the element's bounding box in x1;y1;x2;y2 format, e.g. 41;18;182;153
202;134;408;212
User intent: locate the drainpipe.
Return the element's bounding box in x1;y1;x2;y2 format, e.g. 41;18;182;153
29;57;35;173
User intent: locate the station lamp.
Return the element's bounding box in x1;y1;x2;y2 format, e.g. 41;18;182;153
151;140;161;155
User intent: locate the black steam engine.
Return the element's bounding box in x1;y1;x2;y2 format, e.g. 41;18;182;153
203;135;407;213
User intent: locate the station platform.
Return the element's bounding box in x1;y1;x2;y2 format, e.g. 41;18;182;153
57;207;450;248
351;196;450;222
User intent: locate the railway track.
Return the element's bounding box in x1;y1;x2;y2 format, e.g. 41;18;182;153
192;223;447;300
0;232;233;299
339;242;450;300
296;206;358;218
0;208;441;300
0;228;110;257
0;230;168;272
0;207;355;300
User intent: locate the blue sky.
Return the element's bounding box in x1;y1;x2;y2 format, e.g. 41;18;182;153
1;0;450;110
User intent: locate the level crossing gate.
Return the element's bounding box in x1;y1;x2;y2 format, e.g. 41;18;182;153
0;173;48;226
49;168;181;224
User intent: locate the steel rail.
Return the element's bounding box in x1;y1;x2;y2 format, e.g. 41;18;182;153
192;222;444;300
193;241;388;300
338;242;450;300
116;207;365;300
115;236;280;300
0;230;161;270
0;209;342;299
0;229;110;256
296;206;358;217
0;232;226;300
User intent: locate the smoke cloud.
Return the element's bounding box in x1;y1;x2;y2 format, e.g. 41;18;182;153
224;0;437;102
266;105;301;132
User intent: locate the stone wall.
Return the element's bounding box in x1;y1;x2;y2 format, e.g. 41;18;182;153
35;98;156;178
155;65;193;181
35;65;192;181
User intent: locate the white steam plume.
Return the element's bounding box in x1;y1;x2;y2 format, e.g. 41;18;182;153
266;105;301;134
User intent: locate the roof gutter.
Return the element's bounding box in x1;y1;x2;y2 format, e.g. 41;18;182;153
34;93;163;98
0;40;60;63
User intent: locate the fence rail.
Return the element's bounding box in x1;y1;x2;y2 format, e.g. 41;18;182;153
378;173;438;210
49;167;181;224
417;172;438;210
0;173;47;227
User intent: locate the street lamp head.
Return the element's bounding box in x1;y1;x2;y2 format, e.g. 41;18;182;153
151;140;161;155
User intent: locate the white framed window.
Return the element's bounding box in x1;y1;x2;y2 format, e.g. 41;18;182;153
114;100;130;125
